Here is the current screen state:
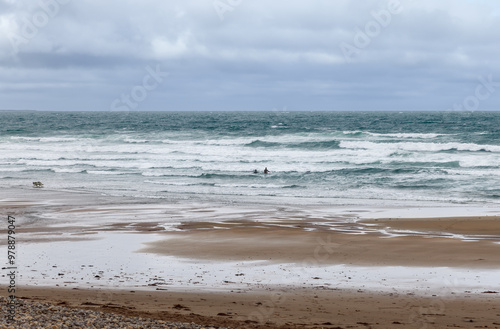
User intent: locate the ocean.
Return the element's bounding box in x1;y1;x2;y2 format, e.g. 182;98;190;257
1;111;500;206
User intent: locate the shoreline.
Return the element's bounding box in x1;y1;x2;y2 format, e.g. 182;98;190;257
1;187;500;328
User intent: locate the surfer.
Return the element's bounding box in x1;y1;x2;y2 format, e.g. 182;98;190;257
253;169;259;174
264;167;270;174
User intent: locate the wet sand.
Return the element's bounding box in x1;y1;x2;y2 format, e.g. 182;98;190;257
141;218;500;268
1;188;500;328
2;285;500;329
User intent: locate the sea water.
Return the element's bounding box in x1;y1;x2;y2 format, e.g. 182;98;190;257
1;111;500;206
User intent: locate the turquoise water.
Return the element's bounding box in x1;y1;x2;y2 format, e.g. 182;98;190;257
1;111;500;204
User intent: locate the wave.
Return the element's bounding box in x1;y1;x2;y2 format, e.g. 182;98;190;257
393;183;449;190
123;138;152;144
144;180;216;187
387;161;461;168
290;140;340;149
437;148;492;153
319;167;451;176
332;131;448;139
245;140;281;148
9;136;81;142
198;173;258;179
21;168;56;173
332;167;415;175
340;131;365;137
270;124;289;129
85;170;137;175
282;184;303;189
146;179;305;190
364;132;445;139
53;168;88;173
245;139;340;150
340;141;500;153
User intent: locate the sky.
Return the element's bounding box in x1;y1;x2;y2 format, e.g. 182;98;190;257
0;0;500;111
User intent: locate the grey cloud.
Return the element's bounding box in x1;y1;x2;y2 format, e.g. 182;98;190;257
0;0;499;111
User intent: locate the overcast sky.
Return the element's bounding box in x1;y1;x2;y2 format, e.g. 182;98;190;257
1;0;499;111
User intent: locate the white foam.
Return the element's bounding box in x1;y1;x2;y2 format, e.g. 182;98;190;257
2;129;500;205
340;141;500;153
365;132;445;139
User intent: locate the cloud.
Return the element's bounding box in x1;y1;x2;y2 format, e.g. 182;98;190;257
0;0;499;111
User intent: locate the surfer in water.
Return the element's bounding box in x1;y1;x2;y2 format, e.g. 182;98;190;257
264;167;270;174
253;169;259;174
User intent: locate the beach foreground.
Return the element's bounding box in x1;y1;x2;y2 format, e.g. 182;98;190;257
2;285;500;329
1;188;500;328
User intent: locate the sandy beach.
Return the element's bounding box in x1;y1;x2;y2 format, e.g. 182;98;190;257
1;188;500;328
3;285;500;329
